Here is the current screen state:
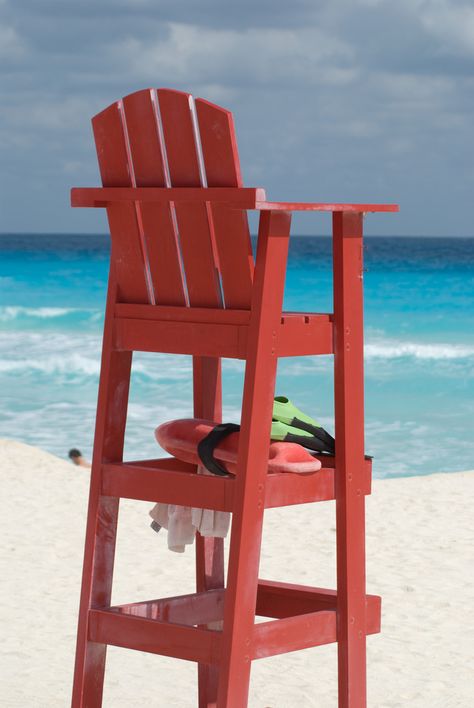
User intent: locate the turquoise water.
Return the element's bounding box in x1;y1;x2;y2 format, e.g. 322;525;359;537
1;233;473;478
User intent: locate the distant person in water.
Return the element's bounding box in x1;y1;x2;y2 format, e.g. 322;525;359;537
68;448;91;468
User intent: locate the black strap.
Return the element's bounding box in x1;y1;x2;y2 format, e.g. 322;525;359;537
197;423;241;477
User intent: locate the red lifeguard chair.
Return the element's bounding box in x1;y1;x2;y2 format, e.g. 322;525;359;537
70;88;398;707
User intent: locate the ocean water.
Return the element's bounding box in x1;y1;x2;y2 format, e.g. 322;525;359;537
1;233;473;479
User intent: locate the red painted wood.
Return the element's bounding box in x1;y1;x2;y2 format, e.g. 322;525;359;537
71;88;397;708
277;314;334;356
193;355;224;708
122;89;186;306
111;588;225;625
92;103;149;304
100;460;370;510
113;317;248;358
252;610;337;659
256;200;399;212
217;210;292;707
158;89;222;308
333;211;367;708
71;186;266;207
114;303;251;325
88;610;221;664
101;461;232;509
256;580;380;629
196;97;254;309
71;187;398;213
71;276;132;707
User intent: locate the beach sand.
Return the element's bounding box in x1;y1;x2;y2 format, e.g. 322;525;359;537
1;438;473;707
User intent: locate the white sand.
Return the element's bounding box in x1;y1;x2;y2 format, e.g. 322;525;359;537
1;438;473;707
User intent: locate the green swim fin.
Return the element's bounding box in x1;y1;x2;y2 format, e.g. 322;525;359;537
272;396;335;454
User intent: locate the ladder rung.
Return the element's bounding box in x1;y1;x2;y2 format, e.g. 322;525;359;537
252;609;337;659
252;590;381;659
109;588;225;626
256;579;381;629
88;609;222;664
88;584;380;664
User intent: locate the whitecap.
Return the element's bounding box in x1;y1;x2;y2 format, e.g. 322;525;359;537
365;340;474;360
0;306;76;320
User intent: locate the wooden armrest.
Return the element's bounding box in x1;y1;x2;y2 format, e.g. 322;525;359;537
255;200;399;213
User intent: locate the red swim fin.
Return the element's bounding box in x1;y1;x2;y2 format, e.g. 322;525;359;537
155;419;322;475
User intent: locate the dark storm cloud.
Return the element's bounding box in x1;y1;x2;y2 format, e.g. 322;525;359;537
0;0;473;234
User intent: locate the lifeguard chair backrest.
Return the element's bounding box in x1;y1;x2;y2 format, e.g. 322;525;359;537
92;88;254;309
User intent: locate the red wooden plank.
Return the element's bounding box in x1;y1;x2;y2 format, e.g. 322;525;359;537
196;97;254;309
158;89;222;308
88;609;221;664
252;610;337;659
256;580;381;633
333;211;367;708
113;317;248;358
92;102;149;304
264;467;336;507
122;90;186;306
277;314;334;356
114;303;251;325
71;186;265;207
256;200;399;212
101;461;234;510
111;588;225;626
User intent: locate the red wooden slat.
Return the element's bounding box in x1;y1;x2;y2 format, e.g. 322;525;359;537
88;609;221;664
113;318;248;358
114;303;251;325
71;186;265;207
101;462;234;510
256;581;380;633
277;314;334;356
111;588;225;625
158;88;222;307
92;102;149;303
252;610;337;659
196;97;254;309
122;89;186;306
256;200;399;212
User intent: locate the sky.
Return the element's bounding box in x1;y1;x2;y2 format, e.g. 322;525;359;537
1;0;473;236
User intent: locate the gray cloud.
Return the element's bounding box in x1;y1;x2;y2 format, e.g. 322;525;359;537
0;0;473;235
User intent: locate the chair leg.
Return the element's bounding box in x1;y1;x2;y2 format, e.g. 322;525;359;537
71;347;132;707
333;212;367;707
71;494;120;707
215;209;290;706
193;356;224;708
215;502;266;708
196;535;224;708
